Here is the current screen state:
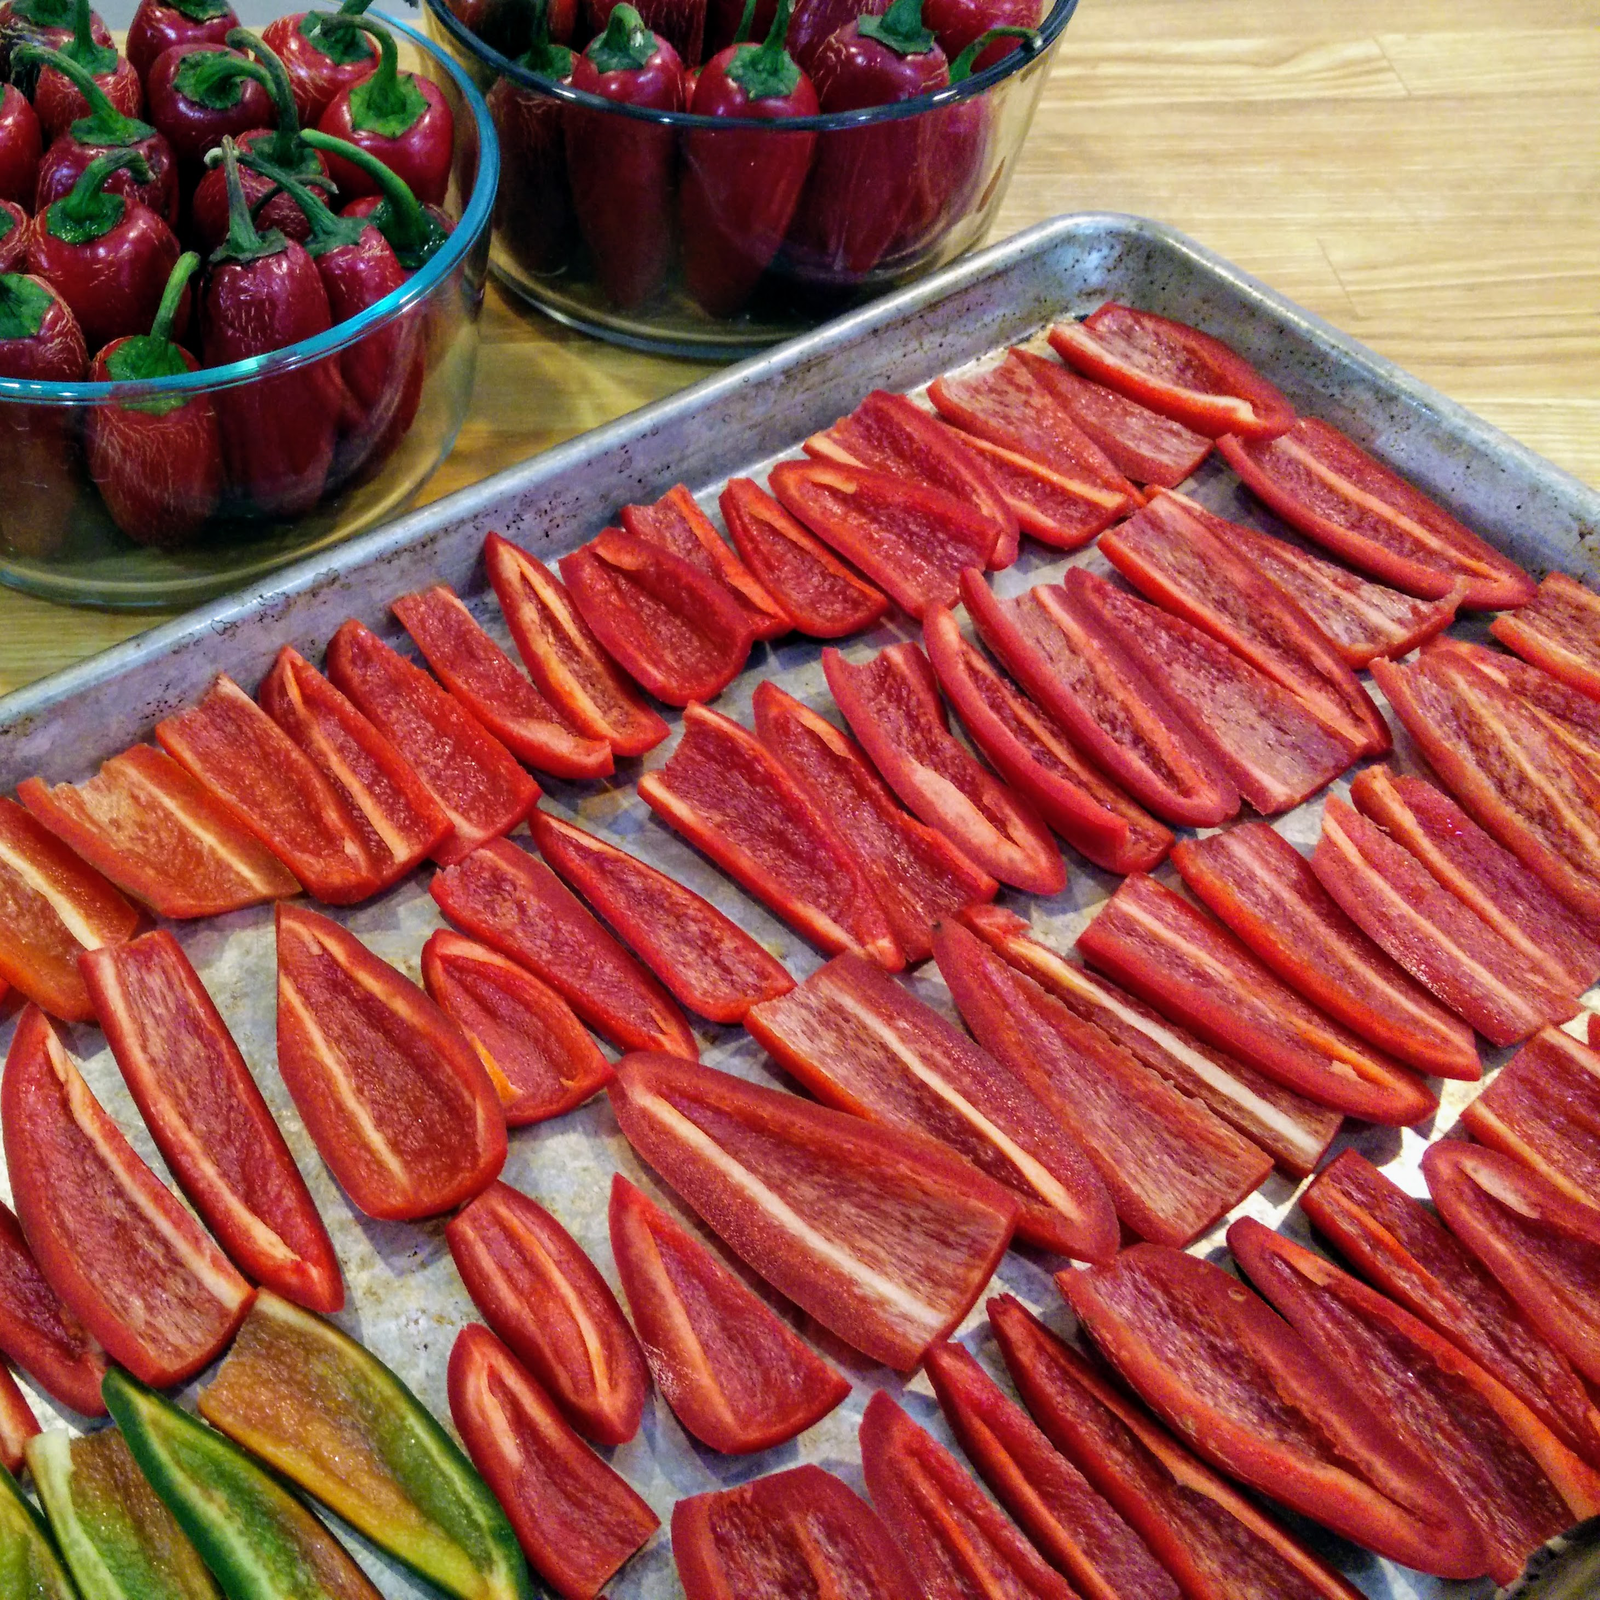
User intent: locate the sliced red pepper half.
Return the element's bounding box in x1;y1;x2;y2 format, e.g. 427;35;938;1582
448;1324;658;1600
446;1180;648;1448
637;701;902;969
1313;793;1578;1047
1350;765;1600;997
822;642;1066;895
431;839;698;1058
1099;492;1388;756
16;744;299;920
390;585;614;780
1057;1243;1486;1579
1491;571;1600;700
156;674;381;905
989;1295;1364;1600
672;1463;920;1600
1218;418;1536;608
1172;822;1479;1080
1303;1149;1600;1470
1049;304;1296;440
621;482;791;641
768;458;1000;620
719;477;889;639
804;388;1020;568
935;921;1271;1248
1073;568;1357;816
0;796;139;1023
1371;646;1600;920
860;1390;1080;1600
1075;873;1437;1126
326;620;541;868
559;527;756;707
961;569;1239;829
484;532;670;757
0;1373;35;1476
259;645;453;890
0;1201;105;1416
960;904;1342;1177
529;808;794;1025
609;1175;847;1454
276;903;507;1221
607;1052;1018;1372
1;1005;254;1389
81;930;344;1315
752;679;997;964
745;951;1117;1261
1229;1215;1600;1587
925;1340;1183;1600
923;605;1173;875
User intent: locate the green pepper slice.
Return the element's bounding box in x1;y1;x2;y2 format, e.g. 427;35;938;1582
0;1461;75;1600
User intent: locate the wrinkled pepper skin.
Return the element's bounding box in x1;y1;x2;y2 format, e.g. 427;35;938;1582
143;41;272;170
0;87;41;206
261;2;379;124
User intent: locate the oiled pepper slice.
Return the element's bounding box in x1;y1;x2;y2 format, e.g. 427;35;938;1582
0;1201;105;1417
0;1461;75;1600
198;1292;536;1600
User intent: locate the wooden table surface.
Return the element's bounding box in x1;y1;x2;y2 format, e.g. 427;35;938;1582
2;0;1595;694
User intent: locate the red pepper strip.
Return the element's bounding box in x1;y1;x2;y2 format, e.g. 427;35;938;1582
1058;1244;1486;1579
1230;1215;1600;1587
447;1180;648;1448
961;569;1240;829
860;1390;1079;1600
447;1324;657;1600
1;1005;254;1387
1313;793;1579;1047
673;1463;920;1600
529;809;792;1025
719;476;888;637
804;389;1020;568
1218;418;1536;608
156;674;381;904
275;903;506;1221
431;838;698;1058
638;702;903;968
607;1052;1017;1371
961;904;1341;1177
610;1174;846;1453
1075;874;1437;1126
622;485;790;640
1049;303;1295;440
823;642;1065;895
16;744;299;919
769;458;1000;620
390;586;614;780
0;796;138;1022
923;606;1171;874
1303;1149;1600;1469
259;645;452;888
990;1295;1364;1600
325;619;541;868
1491;570;1600;697
1172;823;1479;1080
935;921;1271;1248
1350;765;1600;996
421;930;614;1124
0;1370;35;1474
483;533;669;757
0;1200;104;1415
1073;568;1356;816
1099;493;1389;756
560;527;756;707
746;951;1117;1260
752;679;995;964
925;1341;1182;1600
80;929;343;1314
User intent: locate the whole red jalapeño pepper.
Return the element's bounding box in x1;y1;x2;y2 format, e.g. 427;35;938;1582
126;0;239;79
0;0;110;88
301;126;453;271
30;0;142;146
925;0;1036;66
0;85;40;206
144;39;272;172
261;0;378;124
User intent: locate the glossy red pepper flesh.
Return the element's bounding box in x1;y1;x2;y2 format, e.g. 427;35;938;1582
0;1200;105;1415
126;0;238;78
1491;569;1600;697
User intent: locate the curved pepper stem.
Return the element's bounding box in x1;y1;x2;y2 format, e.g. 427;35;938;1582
948;23;1036;79
583;4;656;73
298;127;448;271
337;18;428;138
103;252;202;399
150;251;200;344
172;43;273;109
210;136;286;265
731;0;758;43
516;0;573;78
857;0;935;56
242;149;366;259
0;273;54;343
163;0;234;22
46;146;149;245
226;28;308;169
13;44;156;146
725;0;799;99
301;0;377;68
7;0;73;25
61;0;118;78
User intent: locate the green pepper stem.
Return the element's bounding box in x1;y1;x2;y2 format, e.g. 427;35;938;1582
63;0;118;75
210;136;285;264
0;273;53;343
857;0;935;56
725;0;798;98
242;149;365;257
948;23;1034;79
298;126;445;269
584;3;655;73
172;45;272;110
13;43;154;145
517;0;573;77
339;17;410;123
301;0;376;67
53;146;147;239
226;28;305;167
731;0;758;43
150;251;200;343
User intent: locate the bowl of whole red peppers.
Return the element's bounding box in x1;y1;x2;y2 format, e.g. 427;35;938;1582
425;0;1073;355
0;1;496;607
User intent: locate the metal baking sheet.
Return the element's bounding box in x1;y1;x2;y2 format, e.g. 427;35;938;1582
2;213;1597;1600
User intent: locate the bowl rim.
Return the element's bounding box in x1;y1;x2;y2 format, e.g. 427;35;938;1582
0;7;499;406
426;0;1078;131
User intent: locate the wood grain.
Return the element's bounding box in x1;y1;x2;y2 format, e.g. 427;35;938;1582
1;0;1593;694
